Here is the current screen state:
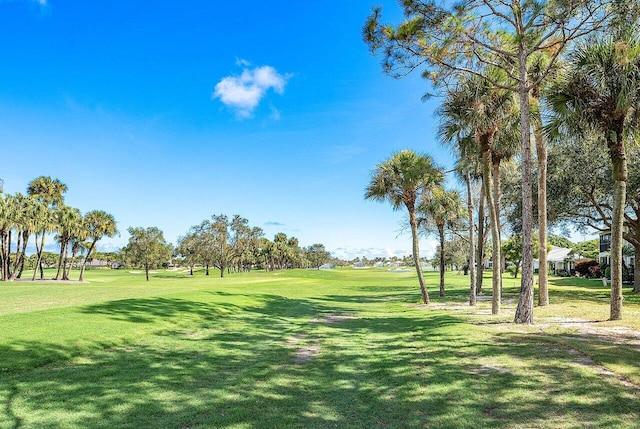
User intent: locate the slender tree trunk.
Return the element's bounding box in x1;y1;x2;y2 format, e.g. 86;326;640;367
633;244;640;293
65;246;79;281
145;263;150;281
439;225;446;297
55;240;67;280
409;208;430;304
492;159;503;275
32;232;43;281
10;230;29;280
534;115;549;306
7;230;13;279
79;240;97;282
16;230;30;279
476;183;485;295
478;134;501;315
515;73;535;324
11;230;23;278
609;135;627;320
466;171;477;306
0;229;8;281
190;265;193;276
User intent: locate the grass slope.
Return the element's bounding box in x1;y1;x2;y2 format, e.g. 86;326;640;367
0;268;639;428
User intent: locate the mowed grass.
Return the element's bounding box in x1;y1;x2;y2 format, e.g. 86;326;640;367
1;268;639;428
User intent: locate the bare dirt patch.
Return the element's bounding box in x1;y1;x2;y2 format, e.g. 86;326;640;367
310;314;356;324
287;334;321;363
287;314;357;363
469;364;512;376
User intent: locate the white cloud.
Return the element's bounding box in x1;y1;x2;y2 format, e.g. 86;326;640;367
213;62;290;118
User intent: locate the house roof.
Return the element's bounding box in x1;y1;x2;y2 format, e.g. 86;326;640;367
547;246;578;263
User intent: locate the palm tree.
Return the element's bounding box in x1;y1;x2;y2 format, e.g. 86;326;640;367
365;150;444;304
27;176;67;280
31;201;55;280
9;194;37;280
53;205;83;280
419;188;464;297
27;176;67;206
547;32;640;320
0;194;15;281
528;44;564;307
78;210;118;281
452;149;483;305
438;73;518;315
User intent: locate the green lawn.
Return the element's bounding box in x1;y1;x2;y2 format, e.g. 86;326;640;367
1;268;639;428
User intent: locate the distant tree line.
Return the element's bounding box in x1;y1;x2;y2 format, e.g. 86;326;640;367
174;214;331;278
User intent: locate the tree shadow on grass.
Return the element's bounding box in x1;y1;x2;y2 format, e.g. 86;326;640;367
1;294;639;428
79;296;242;324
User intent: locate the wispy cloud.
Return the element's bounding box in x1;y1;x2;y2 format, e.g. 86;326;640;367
264;221;285;227
324;145;366;164
213;61;291;118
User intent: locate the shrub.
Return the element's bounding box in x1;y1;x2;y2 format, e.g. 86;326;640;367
574;259;600;278
605;266;612;280
588;265;602;278
557;269;570;277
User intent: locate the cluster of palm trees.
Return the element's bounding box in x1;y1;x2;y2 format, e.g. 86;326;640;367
0;176;118;282
365;1;640;322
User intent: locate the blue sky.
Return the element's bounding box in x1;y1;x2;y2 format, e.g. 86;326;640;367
0;0;469;259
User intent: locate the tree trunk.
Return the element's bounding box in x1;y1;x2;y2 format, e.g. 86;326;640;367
534;112;549;306
409;208;430;304
145;264;150;281
478;133;501;315
466;171;477;306
10;230;23;280
476;183;485;295
55;240;67;280
32;232;43;281
15;230;30;279
609;135;627;320
514;72;535;324
10;230;29;280
492;159;503;275
633;244;639;293
79;240;98;282
65;244;80;281
439;225;446;297
0;229;8;281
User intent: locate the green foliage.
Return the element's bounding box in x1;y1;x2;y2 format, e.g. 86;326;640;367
364;150;444;211
502;234;540;264
605;266;612;280
571;239;600;260
304;243;331;269
548;235;574;249
121;226;172;281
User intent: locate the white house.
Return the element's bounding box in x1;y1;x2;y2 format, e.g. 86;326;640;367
534;246;581;275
